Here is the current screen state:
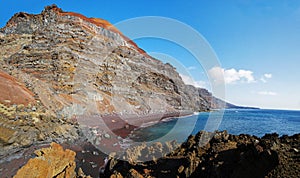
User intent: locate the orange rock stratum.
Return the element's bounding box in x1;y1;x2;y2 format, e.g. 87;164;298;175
14;142;76;178
0;70;35;106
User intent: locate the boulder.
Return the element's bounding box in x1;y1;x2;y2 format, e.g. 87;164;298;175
14;142;76;178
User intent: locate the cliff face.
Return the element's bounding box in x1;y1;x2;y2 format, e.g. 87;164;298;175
0;5;227;119
0;71;35;106
0;5;236;160
0;5;246;158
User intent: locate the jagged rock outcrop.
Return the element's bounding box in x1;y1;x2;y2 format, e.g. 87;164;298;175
14;142;77;178
0;92;79;158
102;131;300;178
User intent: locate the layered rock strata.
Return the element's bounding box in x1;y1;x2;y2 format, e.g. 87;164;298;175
0;5;238;157
0;5;266;178
0;5;231;120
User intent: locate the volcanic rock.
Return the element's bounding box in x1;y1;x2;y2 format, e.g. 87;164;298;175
0;4;246;152
102;131;300;178
14;142;76;178
0;5;244;162
0;4;234;121
0;5;263;178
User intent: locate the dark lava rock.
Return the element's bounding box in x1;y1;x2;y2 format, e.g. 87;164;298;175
102;130;299;178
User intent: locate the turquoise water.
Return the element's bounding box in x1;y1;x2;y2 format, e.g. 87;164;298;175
130;109;300;143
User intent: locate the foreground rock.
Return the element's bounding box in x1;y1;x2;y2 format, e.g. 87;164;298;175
102;131;300;178
14;142;91;178
6;131;300;178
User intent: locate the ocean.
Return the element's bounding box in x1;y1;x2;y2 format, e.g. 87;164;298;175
130;109;300;143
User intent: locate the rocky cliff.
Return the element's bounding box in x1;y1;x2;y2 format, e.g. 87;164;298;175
197;88;259;109
0;5;237;153
0;5;230;119
0;5;297;178
0;5;242;175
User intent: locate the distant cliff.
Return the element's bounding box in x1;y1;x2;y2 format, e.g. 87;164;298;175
197;88;259;110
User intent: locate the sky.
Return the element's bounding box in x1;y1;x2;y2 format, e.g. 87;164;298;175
0;0;300;110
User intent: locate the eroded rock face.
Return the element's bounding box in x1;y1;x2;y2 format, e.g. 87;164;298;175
102;131;300;178
0;70;35;106
14;142;76;178
0;4;228;120
0;4;239;152
0;5;257;177
0;4;186;164
0;101;79;158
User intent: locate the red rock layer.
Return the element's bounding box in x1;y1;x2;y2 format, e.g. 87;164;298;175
0;70;35;106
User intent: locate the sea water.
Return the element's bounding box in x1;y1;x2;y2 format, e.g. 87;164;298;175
130;109;300;143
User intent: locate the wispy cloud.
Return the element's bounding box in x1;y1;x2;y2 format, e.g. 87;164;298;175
187;66;197;70
260;73;272;83
260;77;267;83
258;91;278;96
208;66;255;84
179;73;206;88
264;73;272;78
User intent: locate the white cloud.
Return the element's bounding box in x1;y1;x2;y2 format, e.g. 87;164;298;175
264;73;272;79
187;66;197;70
260;73;272;83
179;73;206;88
194;81;207;88
208;66;255;85
258;91;278;96
260;77;267;83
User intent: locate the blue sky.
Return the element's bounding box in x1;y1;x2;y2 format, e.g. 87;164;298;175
1;0;300;110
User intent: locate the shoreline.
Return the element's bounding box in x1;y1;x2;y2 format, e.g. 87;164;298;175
76;110;193;138
106;110;193;131
4;109;299;177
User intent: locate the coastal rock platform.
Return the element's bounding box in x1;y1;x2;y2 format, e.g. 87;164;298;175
3;130;298;178
102;130;299;178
